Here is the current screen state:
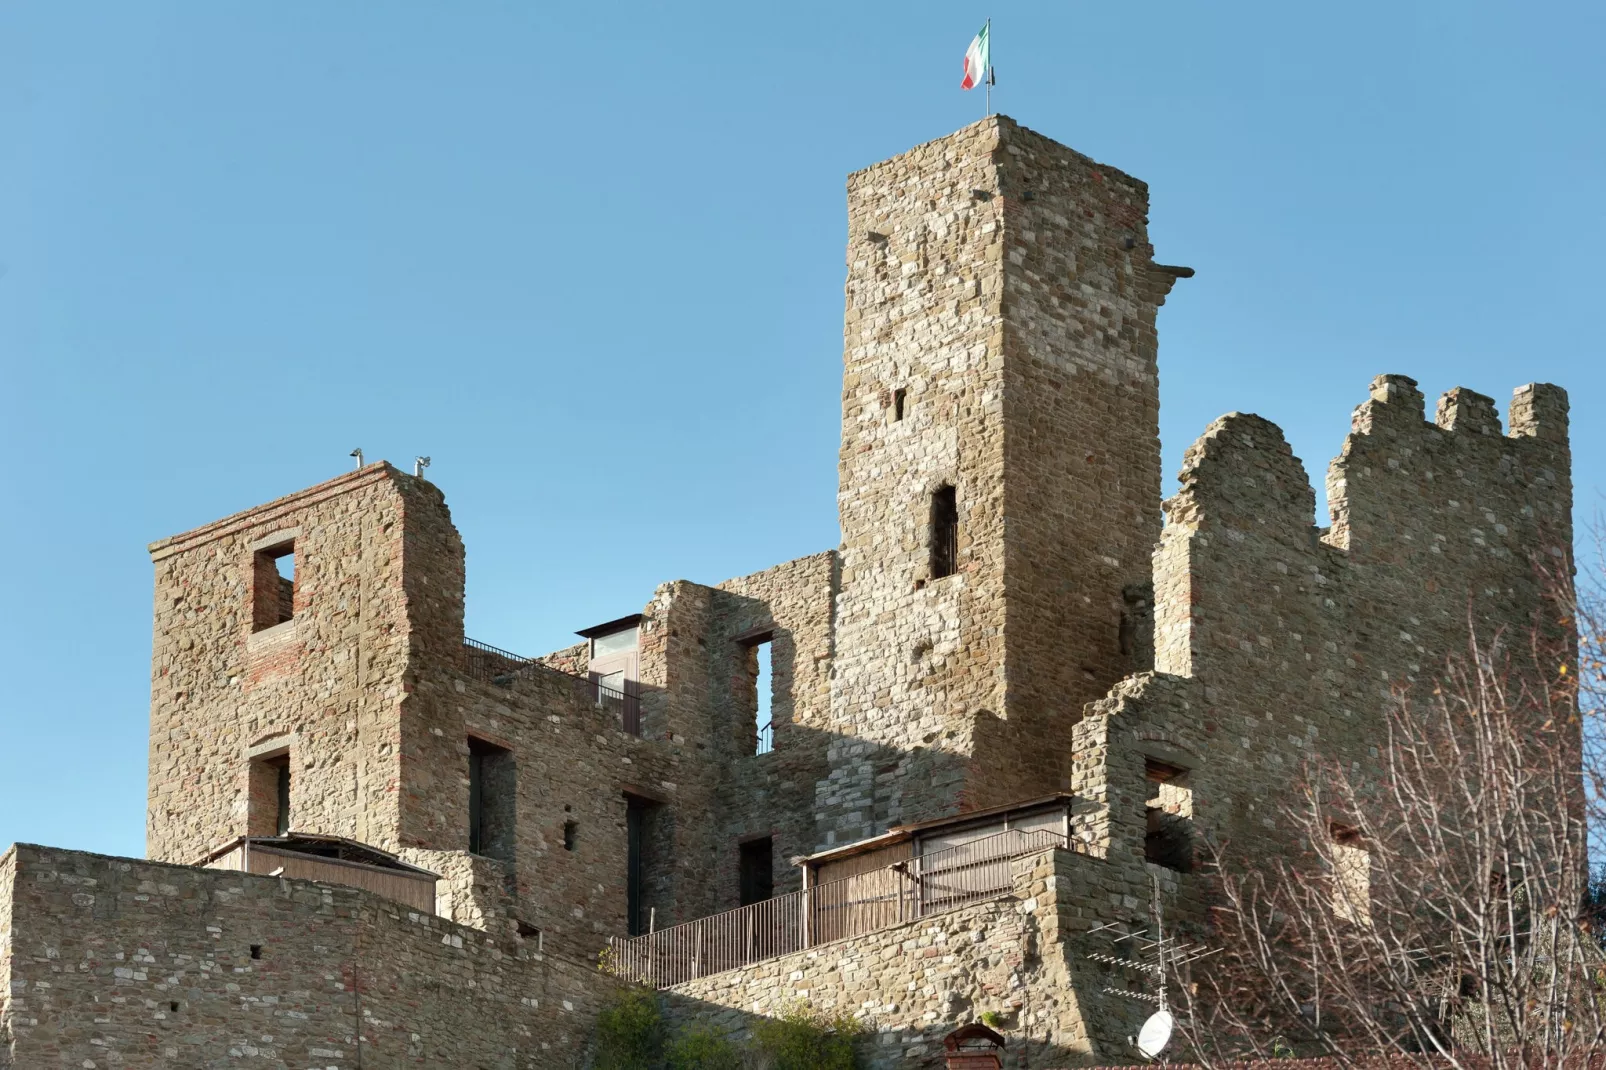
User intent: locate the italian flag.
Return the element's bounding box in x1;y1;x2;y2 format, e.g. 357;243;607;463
961;22;990;90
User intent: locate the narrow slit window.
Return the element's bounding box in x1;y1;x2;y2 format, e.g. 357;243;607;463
625;796;659;936
468;737;516;863
739;836;774;906
752;638;774;756
1144;759;1194;873
893;388;907;422
251;542;296;631
929;485;958;579
273;758;290;836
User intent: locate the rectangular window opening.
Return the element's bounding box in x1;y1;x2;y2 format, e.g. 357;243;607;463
273;758;290;836
930;485;958;580
755;639;773;755
626;796;655;936
739;836;775;906
251;542;296;632
893;388;907;422
733;634;776;757
248;751;291;837
1144;759;1194;873
468;737;516;864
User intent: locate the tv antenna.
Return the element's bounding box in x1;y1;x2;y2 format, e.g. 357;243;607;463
1085;872;1219;1060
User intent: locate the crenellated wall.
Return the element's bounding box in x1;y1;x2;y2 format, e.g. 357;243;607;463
1087;373;1572;880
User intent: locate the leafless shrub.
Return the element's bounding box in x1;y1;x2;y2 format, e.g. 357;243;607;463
1176;548;1606;1068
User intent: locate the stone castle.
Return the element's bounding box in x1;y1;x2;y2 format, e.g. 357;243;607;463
0;116;1572;1068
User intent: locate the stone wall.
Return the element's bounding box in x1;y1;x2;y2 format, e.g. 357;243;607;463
708;553;837;903
662;846;1177;1068
1142;376;1572;864
0;844;618;1069
146;463;454;862
990;119;1175;814
820;116;1183;851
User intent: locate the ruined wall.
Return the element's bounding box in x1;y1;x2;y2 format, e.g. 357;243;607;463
708;552;837;904
0;844;618;1069
1146;376;1572;859
400;661;682;957
146;463;457;862
822;116;1179;851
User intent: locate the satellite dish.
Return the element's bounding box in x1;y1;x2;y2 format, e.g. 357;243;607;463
1136;1009;1174;1059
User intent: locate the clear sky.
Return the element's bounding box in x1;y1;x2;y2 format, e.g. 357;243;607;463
2;2;1601;859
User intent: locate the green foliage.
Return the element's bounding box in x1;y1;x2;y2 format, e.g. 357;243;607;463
749;1003;864;1070
978;1010;1006;1029
665;1024;744;1070
593;988;664;1070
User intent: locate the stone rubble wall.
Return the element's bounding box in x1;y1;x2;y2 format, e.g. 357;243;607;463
404;654;683;957
821;116;1180;852
708;552;838;903
145;463;451;864
662;847;1177;1068
1145;376;1571;867
0;844;618;1070
825;117;1009;850
988;119;1172;815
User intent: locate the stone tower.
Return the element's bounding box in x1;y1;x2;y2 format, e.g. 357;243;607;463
817;116;1187;847
145;465;466;863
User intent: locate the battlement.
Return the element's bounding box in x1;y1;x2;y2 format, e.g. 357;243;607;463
1144;371;1572;860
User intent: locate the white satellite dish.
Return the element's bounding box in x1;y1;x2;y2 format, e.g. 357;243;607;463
1136;1009;1174;1059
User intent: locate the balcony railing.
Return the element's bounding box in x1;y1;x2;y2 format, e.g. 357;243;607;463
605;826;1066;989
463;637;642;736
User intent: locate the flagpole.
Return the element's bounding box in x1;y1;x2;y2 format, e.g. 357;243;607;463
984;18;992;117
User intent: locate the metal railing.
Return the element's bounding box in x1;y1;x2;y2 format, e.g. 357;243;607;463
606;826;1065;989
756;720;774;756
462;638;642;736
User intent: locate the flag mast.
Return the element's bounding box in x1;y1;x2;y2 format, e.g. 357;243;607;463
985;18;993;117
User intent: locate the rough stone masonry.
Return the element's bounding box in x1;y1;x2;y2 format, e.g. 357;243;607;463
0;115;1572;1068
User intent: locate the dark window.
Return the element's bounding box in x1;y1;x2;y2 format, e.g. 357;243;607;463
249;752;291;837
468;737;516;863
930;485;958;579
273;758;291;836
739;837;774;906
893;388;907;422
626;797;649;935
249;944;262;960
251;542;296;631
1144;759;1193;872
563;819;578;852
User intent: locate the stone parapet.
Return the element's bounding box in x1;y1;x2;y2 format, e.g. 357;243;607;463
0;844;617;1069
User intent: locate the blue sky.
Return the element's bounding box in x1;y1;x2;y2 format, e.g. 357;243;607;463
2;2;1601;859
